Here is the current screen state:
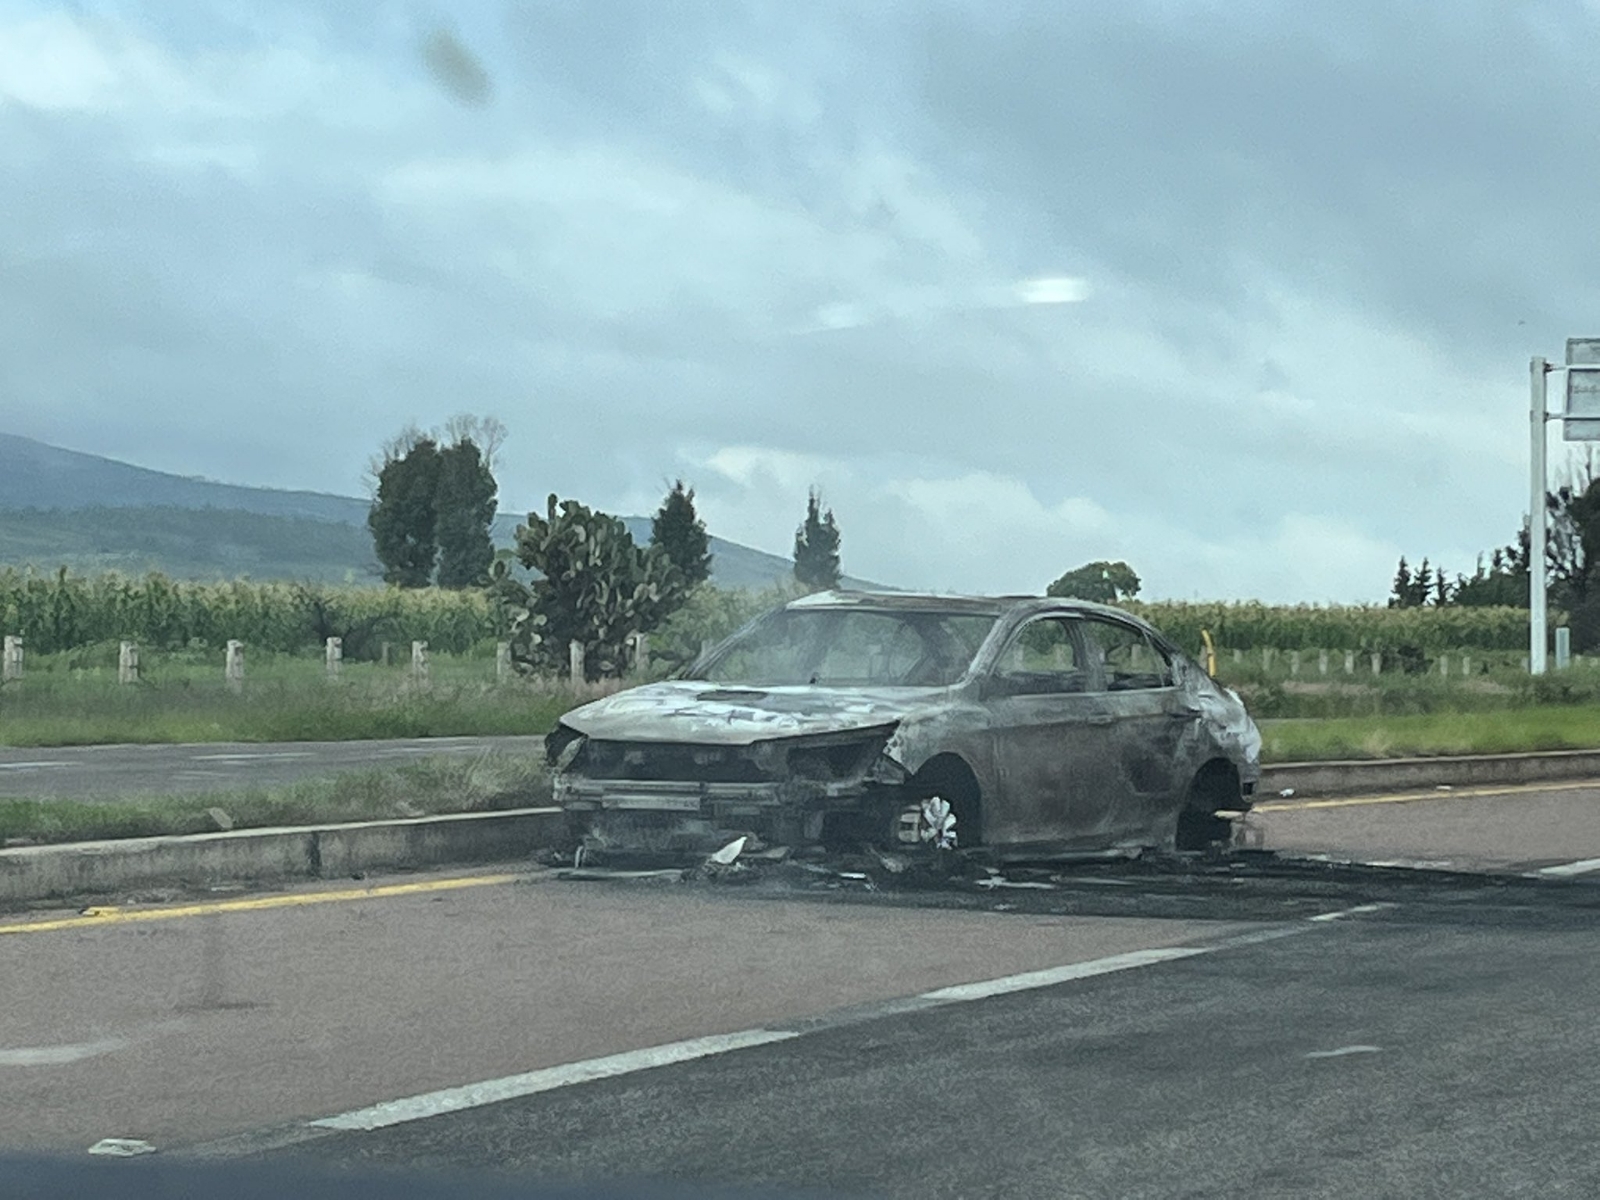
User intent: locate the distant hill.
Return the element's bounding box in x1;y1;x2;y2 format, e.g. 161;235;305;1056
0;434;877;590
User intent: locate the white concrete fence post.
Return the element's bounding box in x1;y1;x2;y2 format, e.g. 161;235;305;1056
632;633;649;676
1439;655;1449;677
325;636;342;678
411;640;429;682
1233;648;1242;664
1;635;22;682
1262;647;1274;670
1289;650;1301;677
225;640;244;692
1317;650;1329;676
1344;650;1355;675
119;641;139;685
1556;626;1572;670
569;641;585;685
1463;655;1472;676
496;641;512;682
1371;652;1382;676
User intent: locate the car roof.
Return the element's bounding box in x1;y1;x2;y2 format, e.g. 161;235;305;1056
784;589;1150;625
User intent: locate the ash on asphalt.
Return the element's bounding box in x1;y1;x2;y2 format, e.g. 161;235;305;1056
550;844;1600;929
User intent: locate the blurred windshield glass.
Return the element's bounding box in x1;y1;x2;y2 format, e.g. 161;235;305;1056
702;609;996;687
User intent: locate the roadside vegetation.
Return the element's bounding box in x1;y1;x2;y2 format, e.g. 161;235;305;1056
0;650;582;747
0;752;549;846
1260;705;1600;762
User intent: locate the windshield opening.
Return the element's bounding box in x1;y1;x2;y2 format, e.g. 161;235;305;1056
698;608;997;687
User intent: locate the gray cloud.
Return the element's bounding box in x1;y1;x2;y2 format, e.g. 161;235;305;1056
1;1;1591;599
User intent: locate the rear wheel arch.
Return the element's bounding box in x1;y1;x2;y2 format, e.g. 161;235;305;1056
1174;757;1243;850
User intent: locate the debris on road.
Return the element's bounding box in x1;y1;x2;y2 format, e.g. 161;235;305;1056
87;1138;156;1157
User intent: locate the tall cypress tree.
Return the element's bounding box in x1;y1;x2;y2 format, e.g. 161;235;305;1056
792;489;842;591
650;480;712;588
435;439;498;588
369;438;442;588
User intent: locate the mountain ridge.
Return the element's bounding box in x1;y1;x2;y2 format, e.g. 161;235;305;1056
0;433;876;589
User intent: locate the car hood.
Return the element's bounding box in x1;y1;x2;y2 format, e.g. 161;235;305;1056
557;679;946;745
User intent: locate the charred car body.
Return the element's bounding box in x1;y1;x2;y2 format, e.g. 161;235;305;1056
547;592;1262;862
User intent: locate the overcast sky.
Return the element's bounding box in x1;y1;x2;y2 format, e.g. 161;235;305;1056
3;1;1598;601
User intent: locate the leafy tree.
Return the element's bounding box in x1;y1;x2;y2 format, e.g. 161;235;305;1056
434;439;498;588
368;416;503;589
792;489;842;591
650;480;712;588
368;436;442;588
1388;557;1413;609
1047;560;1141;604
1388;556;1435;608
491;495;686;679
1454;547;1527;608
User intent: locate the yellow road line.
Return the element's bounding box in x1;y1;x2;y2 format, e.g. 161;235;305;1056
1258;778;1600;813
0;872;521;937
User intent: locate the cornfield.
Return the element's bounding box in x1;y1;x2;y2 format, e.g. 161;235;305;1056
1126;601;1531;654
0;569;1535;659
0;568;502;657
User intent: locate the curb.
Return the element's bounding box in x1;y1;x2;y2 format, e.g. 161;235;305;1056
1259;748;1600;798
0;807;565;908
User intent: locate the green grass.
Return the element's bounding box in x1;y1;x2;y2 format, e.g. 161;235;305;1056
0;653;591;747
1261;705;1600;762
0;753;551;845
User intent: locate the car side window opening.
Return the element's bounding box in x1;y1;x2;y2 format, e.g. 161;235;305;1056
992;616;1086;695
1083;619;1174;691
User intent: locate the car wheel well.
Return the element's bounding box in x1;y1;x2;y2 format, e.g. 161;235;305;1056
1187;758;1242;811
907;753;983;847
1175;759;1242;851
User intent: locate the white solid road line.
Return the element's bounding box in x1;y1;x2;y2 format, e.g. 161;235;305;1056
309;1030;801;1132
1305;1045;1382;1059
300;905;1393;1139
918;947;1208;1003
0;1037;129;1066
189;752;317;762
0;761;71;770
1535;857;1600;877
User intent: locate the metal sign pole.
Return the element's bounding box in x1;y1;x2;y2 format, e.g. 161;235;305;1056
1531;356;1549;676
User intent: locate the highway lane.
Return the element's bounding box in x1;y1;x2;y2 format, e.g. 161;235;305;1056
6;854;1599;1197
0;736;545;799
273;894;1600;1199
0;867;1249;1153
1256;780;1600;874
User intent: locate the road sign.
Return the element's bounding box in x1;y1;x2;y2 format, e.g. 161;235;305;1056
1564;338;1600;440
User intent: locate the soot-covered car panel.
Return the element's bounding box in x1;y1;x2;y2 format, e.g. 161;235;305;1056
548;592;1262;860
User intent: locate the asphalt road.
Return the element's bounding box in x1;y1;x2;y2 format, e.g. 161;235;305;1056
0;736;545;799
5;858;1600;1197
1255;780;1600;874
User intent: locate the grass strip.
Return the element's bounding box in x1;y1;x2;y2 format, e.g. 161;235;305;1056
0;753;550;846
1260;705;1600;762
0;678;577;747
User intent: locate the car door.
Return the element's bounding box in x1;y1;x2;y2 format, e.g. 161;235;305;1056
1079;617;1195;844
982;615;1122;852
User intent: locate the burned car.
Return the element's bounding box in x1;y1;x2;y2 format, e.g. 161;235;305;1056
547;591;1262;862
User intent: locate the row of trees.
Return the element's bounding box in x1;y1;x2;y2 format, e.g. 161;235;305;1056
489;483;844;679
365;418;846;678
1389;458;1600;648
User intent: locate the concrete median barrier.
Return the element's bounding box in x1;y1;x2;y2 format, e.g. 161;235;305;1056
0;807;565;907
1260;749;1600;799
